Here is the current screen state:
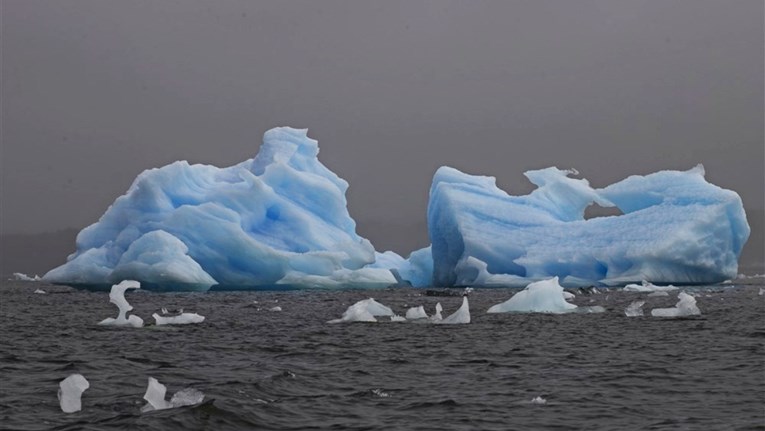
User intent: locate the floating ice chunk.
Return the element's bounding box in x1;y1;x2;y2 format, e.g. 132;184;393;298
562;291;575;300
624;281;679;293
624;300;645;317
428;165;749;288
43;128;387;291
651;292;701;317
390;315;407;322
647;291;669;297
142;377;204;412
436;296;470;324
328;298;393;323
269;306;282;312
430;303;443;322
152;312;205;325
356;298;394;316
759;287;764;296
58;374;89;413
530;396;547;405
328;307;375;323
169;388;205;408
142;377;172;412
406;306;428;320
34;288;47;294
487;277;578;314
13;272;40;282
98;280;144;327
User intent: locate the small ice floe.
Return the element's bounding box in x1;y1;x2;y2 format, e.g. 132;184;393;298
269;306;282;312
390;315;407;322
13;272;40;282
58;374;89;413
405;306;428;320
34;288;47;294
487;277;579;314
436;296;470;324
530;396;547;405
153;312;205;326
429;303;444;322
759;287;764;296
647;291;669;297
624;300;645;317
624;281;679;293
370;388;391;398
328;298;394;323
141;377;204;412
98;280;144;328
651;292;701;317
463;287;474;295
562;290;576;300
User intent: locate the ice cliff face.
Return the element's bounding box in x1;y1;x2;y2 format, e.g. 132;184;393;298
427;164;749;287
44;127;393;290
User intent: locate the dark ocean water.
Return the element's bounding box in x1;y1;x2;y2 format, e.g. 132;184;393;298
1;279;764;430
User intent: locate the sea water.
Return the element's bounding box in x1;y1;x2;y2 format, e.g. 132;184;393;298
0;279;763;430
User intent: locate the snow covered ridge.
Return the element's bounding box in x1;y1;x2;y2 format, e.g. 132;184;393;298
43;127;749;291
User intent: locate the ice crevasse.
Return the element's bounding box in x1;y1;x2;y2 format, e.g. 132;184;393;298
426;164;749;288
44;127;396;291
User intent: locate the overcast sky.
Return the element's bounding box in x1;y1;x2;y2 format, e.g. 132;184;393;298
2;0;763;262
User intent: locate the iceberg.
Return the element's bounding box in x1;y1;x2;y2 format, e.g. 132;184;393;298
58;374;89;413
428;165;749;288
43;127;392;291
650;292;701;317
487;277;579;314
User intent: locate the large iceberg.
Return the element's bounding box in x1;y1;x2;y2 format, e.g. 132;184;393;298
428;165;749;288
44;128;393;291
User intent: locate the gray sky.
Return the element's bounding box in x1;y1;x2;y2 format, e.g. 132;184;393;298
2;0;763;265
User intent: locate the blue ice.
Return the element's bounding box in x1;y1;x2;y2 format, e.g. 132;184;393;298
428;165;749;288
43;128;390;291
